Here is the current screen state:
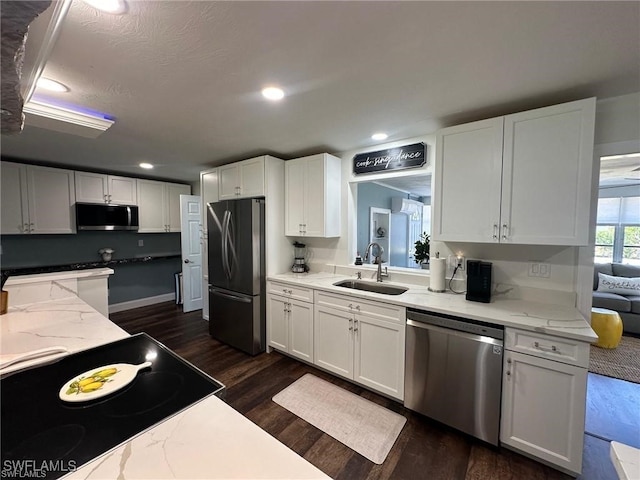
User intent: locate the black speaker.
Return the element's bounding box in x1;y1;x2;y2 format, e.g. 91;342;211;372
466;260;492;303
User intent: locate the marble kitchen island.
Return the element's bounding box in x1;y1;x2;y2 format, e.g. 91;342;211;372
0;271;329;480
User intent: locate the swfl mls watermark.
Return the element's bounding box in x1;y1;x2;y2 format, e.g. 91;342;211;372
2;460;77;478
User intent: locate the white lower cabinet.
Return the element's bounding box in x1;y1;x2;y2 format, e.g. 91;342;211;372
501;329;588;476
314;292;405;400
267;282;314;362
314;304;354;378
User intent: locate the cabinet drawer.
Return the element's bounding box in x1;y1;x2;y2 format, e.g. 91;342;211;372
314;291;405;324
505;328;589;368
267;281;313;302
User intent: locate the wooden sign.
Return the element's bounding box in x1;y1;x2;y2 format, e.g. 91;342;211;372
353;143;427;175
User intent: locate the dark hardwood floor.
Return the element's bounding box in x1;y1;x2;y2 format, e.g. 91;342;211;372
111;302;633;480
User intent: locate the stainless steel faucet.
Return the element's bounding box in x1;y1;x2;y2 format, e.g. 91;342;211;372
364;242;388;282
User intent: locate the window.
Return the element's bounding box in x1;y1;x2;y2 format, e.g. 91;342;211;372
594;225;615;264
623;226;640;264
595;196;640;265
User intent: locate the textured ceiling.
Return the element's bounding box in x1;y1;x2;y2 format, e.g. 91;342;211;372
1;1;639;182
0;0;51;133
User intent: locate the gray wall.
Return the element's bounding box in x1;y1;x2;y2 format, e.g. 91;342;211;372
0;231;181;304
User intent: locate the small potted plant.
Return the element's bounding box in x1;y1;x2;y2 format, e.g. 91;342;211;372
413;232;430;268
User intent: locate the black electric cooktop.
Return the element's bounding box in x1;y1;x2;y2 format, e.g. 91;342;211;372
1;333;225;480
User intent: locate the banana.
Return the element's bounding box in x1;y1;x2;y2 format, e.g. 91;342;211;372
92;367;118;378
78;377;99;387
80;381;105;393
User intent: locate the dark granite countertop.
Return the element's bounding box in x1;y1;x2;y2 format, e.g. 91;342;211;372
1;254;181;286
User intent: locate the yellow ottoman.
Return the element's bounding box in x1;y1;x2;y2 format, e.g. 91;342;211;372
591;307;623;349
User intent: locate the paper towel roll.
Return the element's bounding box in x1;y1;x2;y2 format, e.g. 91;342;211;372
429;258;447;292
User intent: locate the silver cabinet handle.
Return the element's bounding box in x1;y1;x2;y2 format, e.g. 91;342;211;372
534;341;558;353
354;319;359;333
493;224;498;240
502;223;509;240
348;317;353;331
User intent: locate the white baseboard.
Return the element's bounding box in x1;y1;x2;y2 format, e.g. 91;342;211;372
109;293;176;314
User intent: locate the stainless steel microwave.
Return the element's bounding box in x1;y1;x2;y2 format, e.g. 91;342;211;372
76;203;139;231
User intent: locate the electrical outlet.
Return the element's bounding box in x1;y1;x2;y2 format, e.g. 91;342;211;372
138;239;144;247
447;255;465;271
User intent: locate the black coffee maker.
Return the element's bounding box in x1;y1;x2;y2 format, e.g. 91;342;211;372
466;260;492;303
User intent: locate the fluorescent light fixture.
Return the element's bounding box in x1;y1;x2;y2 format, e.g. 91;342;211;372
371;132;388;141
262;86;285;101
36;77;69;92
82;0;128;14
139;163;154;169
23;98;114;138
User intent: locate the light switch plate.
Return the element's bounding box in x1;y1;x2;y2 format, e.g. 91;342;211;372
138;239;144;247
528;262;550;278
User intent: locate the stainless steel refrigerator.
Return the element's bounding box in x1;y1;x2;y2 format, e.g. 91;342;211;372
207;198;265;355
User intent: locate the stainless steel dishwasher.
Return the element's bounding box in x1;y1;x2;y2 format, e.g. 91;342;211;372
404;308;504;445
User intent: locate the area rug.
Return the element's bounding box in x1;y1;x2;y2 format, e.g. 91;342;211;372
589;335;640;384
272;374;406;464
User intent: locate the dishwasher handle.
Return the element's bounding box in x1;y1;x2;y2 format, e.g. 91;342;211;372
406;319;503;346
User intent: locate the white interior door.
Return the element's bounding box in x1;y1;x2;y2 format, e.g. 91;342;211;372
180;195;203;312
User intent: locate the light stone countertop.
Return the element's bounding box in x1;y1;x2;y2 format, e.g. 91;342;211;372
268;272;598;343
0;295;128;375
610;441;640;480
0;295;330;480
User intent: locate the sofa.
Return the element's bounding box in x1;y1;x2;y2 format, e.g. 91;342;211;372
592;263;640;334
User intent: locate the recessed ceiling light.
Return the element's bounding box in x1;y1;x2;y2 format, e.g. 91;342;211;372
36;78;69;92
82;0;128;14
262;87;285;101
371;132;388;141
139;163;154;169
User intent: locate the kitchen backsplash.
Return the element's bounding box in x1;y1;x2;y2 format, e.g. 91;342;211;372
0;231;180;268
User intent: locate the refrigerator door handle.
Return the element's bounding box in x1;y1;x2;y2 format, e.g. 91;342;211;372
209;288;252;304
222;210;231;280
226;210;239;277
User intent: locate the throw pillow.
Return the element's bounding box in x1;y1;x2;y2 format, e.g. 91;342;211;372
597;272;640;296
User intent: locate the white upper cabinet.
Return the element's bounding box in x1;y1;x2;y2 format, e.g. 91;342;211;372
433;98;596;246
285;153;341;237
75;172;137;205
200;168;219;209
137;179;190;233
1;163;75;235
433;118;504;243
218;157;265;200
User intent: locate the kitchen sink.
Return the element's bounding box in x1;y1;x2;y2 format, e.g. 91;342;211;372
332;280;408;295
